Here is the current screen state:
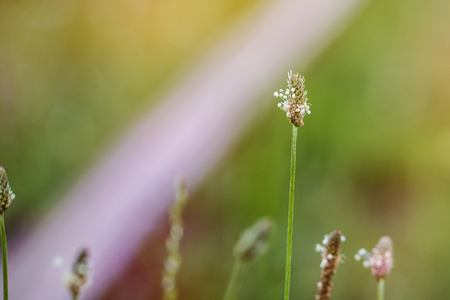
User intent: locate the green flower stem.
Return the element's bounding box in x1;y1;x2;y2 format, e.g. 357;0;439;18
72;294;79;300
378;279;385;300
283;124;298;300
223;260;243;300
1;213;8;300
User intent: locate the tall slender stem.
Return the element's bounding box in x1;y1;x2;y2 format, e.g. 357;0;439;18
223;260;243;300
1;213;8;300
283;124;298;300
378;279;385;300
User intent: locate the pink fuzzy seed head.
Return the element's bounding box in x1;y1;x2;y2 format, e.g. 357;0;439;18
355;236;393;282
371;236;394;281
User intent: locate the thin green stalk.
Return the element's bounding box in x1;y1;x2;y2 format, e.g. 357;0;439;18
223;260;243;300
283;124;298;300
378;279;385;300
1;213;8;300
72;294;78;300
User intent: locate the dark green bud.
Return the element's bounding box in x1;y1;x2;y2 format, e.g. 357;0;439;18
233;217;274;262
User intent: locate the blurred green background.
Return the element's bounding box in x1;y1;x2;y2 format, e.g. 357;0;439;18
2;0;450;299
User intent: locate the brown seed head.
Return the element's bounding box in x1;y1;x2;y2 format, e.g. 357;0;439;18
315;230;344;300
0;167;15;213
65;249;90;297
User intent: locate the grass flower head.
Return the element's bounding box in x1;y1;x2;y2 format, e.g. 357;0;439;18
233;217;274;263
162;179;188;300
273;71;310;127
65;249;90;299
354;236;393;282
0;167;15;213
315;230;345;300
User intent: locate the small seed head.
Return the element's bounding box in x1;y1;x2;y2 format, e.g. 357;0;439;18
0;167;15;213
65;249;90;297
162;178;188;300
354;236;394;282
315;230;344;300
233;217;274;263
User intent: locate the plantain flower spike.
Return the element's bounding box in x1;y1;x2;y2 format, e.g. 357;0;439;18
0;166;15;213
355;236;393;282
65;249;90;298
315;230;345;300
162;178;188;300
233;217;274;263
273;71;310;126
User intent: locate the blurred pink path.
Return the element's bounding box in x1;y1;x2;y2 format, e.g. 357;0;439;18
8;0;366;298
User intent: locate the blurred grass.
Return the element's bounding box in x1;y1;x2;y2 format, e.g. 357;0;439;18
0;0;260;221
